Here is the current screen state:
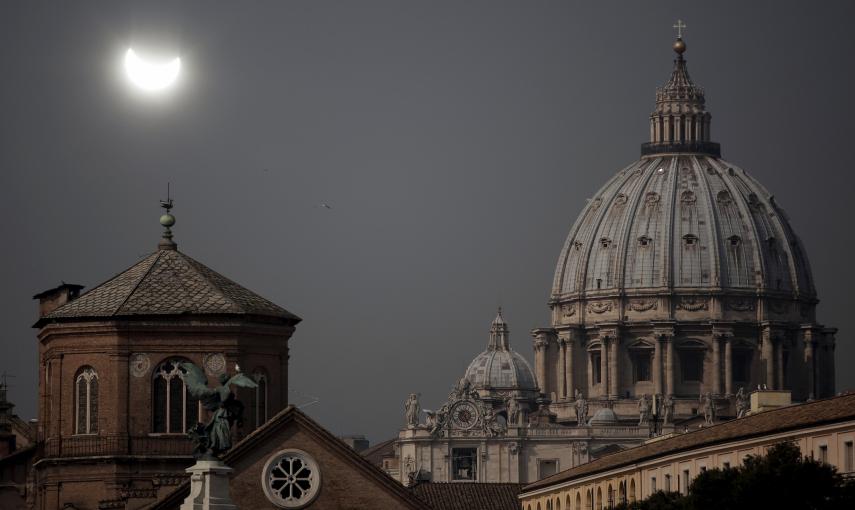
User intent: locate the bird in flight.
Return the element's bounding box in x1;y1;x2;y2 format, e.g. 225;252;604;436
318;203;332;210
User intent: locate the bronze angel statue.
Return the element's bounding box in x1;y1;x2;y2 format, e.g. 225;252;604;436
180;362;257;458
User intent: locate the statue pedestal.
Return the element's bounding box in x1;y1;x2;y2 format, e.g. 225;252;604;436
180;459;238;510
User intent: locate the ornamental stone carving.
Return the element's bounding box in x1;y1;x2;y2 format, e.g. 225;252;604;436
644;191;660;205
203;353;227;376
628;299;657;312
587;301;613;314
675;296;708;311
561;303;576;318
129;353;151;378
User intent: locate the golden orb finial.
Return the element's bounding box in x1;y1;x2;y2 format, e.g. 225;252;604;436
673;38;686;55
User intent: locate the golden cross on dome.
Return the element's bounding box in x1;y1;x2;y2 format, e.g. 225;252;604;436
673;19;687;39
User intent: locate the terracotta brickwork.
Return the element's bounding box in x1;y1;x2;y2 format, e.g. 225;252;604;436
30;237;300;510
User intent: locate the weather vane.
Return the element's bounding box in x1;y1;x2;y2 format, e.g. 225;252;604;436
673;19;687;39
160;182;173;213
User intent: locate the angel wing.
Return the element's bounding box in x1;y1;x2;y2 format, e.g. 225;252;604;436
217;371;258;400
180;362;217;399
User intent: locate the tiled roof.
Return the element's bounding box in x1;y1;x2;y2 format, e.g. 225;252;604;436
361;437;396;468
523;392;855;493
410;482;523;510
38;249;299;324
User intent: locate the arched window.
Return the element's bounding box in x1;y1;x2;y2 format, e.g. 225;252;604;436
251;369;269;428
629;479;636;502
576;492;582;510
75;367;98;434
152;359;201;434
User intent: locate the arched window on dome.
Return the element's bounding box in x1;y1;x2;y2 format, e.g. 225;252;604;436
576;491;582;510
152;358;202;434
629;341;654;383
251;369;269;428
75;366;98;434
588;344;603;385
630;478;637;502
586;489;593;510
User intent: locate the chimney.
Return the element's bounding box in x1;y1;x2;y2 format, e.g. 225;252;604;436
33;283;84;317
749;389;792;415
339;435;370;453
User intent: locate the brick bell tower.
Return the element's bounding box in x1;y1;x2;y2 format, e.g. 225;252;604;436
32;199;301;509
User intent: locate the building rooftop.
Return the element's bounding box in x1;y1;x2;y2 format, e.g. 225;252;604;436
35;248;300;326
410;482;523;510
523;392;855;493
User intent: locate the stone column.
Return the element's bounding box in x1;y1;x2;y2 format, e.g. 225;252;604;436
565;337;575;400
600;341;609;398
653;337;663;396
664;335;675;397
608;335;620;399
600;329;620;399
803;328;816;400
712;338;721;395
775;335;785;390
724;337;733;396
761;327;774;389
533;337;549;394
559;340;568;400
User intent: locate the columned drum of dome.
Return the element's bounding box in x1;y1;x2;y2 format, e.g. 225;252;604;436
533;35;836;426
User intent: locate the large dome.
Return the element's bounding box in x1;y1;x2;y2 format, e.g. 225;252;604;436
552;154;815;300
530;36;835;417
463;310;538;394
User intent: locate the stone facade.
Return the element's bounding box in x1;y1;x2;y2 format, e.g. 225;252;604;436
533;35;836;427
520;392;855;509
395;312;649;486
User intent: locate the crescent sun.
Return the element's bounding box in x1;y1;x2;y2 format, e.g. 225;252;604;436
124;48;181;91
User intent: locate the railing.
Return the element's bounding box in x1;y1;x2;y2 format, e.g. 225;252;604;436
520;426;651;438
42;435;194;458
640;141;721;157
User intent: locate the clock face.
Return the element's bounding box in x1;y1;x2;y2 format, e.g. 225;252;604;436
451;401;479;430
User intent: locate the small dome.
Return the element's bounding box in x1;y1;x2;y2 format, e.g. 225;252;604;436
588;408;619;426
462;309;538;393
464;349;537;392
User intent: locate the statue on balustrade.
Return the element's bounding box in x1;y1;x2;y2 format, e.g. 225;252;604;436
735;387;749;419
574;389;588;426
638;394;651;426
662;394;674;425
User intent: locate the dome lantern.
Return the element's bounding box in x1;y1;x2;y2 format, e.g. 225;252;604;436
642;24;720;158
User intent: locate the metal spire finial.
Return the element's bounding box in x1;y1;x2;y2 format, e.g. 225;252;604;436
158;183;177;250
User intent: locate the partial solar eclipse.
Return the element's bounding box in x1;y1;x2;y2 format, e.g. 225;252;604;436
124;48;181;92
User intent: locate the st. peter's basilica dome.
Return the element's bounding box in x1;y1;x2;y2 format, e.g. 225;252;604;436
531;36;835;424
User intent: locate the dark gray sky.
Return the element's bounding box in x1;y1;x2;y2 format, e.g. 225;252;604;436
2;1;855;443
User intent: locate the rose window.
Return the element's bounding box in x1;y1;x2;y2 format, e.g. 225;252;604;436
262;449;321;508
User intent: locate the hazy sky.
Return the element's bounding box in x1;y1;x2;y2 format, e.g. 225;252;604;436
2;1;855;443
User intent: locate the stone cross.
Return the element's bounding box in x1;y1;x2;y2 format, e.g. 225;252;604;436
673;19;687;39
